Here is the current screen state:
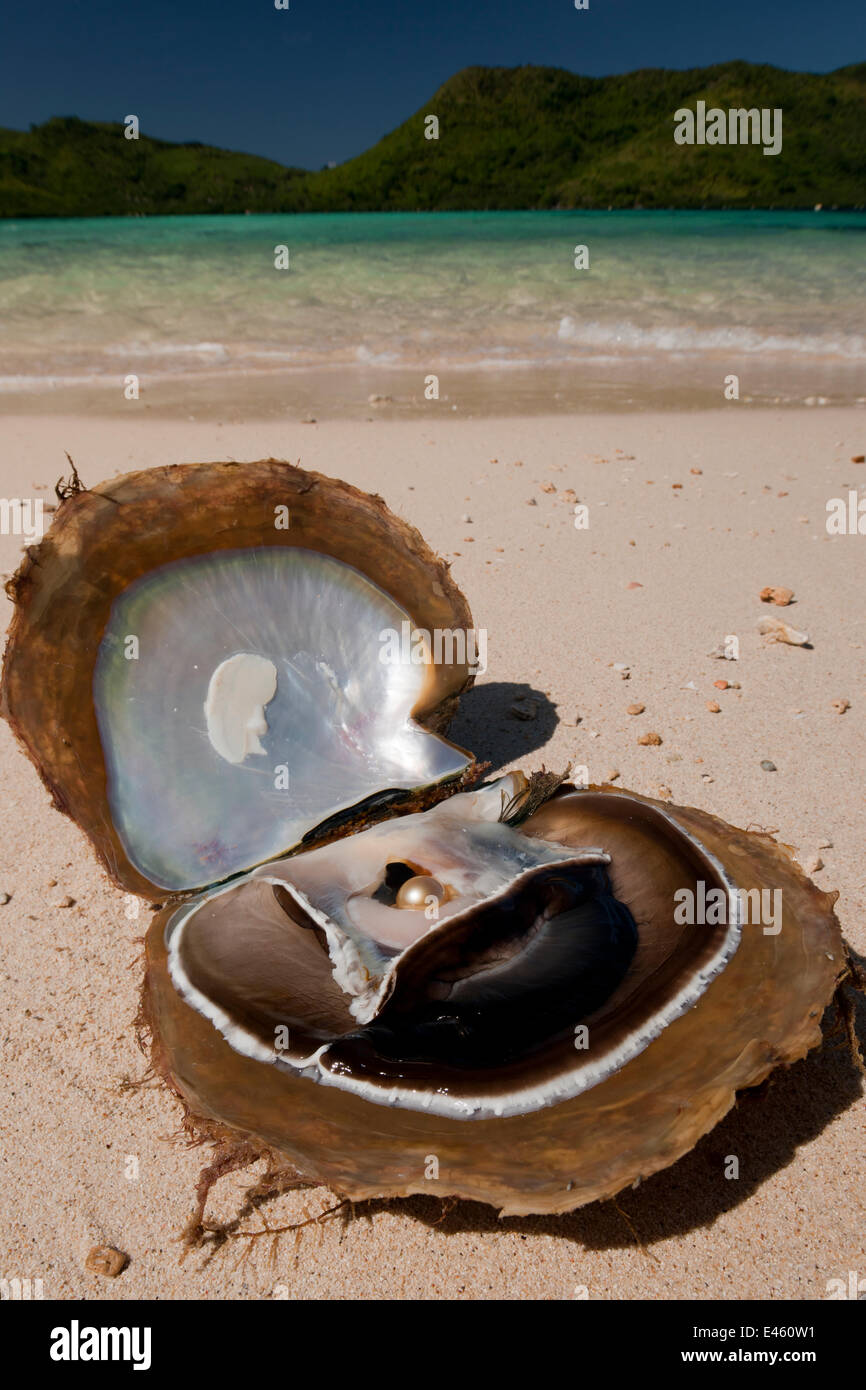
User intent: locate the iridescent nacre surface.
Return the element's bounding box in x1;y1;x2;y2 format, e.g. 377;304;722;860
94;547;470;890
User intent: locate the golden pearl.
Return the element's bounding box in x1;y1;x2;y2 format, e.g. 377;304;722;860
395;875;445;910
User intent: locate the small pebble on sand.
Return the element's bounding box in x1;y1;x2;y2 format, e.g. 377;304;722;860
706;701;721;713
638;731;662;746
761;760;777;772
0;892;10;905
508;700;537;721
85;1246;129;1278
806;855;824;874
831;697;851;714
626;703;645;715
759;586;794;606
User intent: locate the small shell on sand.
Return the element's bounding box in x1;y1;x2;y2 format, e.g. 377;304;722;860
757;616;810;646
760;586;794;606
638;731;662;746
85;1246;128;1277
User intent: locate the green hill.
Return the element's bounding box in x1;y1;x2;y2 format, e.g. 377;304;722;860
2;61;864;216
0;116;308;216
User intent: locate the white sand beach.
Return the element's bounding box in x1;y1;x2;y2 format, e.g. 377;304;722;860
0;405;863;1299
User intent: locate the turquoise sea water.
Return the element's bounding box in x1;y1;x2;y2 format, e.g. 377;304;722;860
0;210;863;411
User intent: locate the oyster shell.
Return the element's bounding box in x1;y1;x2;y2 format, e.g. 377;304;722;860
1;458;847;1221
144;783;843;1214
166;773;639;1115
2;460;476;897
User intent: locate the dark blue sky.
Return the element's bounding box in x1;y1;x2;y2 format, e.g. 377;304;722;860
1;0;863;168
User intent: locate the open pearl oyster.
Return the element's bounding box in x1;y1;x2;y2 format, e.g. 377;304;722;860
1;459;846;1221
166;773;641;1115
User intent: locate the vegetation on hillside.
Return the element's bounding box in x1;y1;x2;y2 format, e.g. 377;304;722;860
0;116;307;216
1;61;864;216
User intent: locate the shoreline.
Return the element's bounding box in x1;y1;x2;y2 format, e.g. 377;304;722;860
1;372;863;421
3;209;864;426
4;206;866;220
